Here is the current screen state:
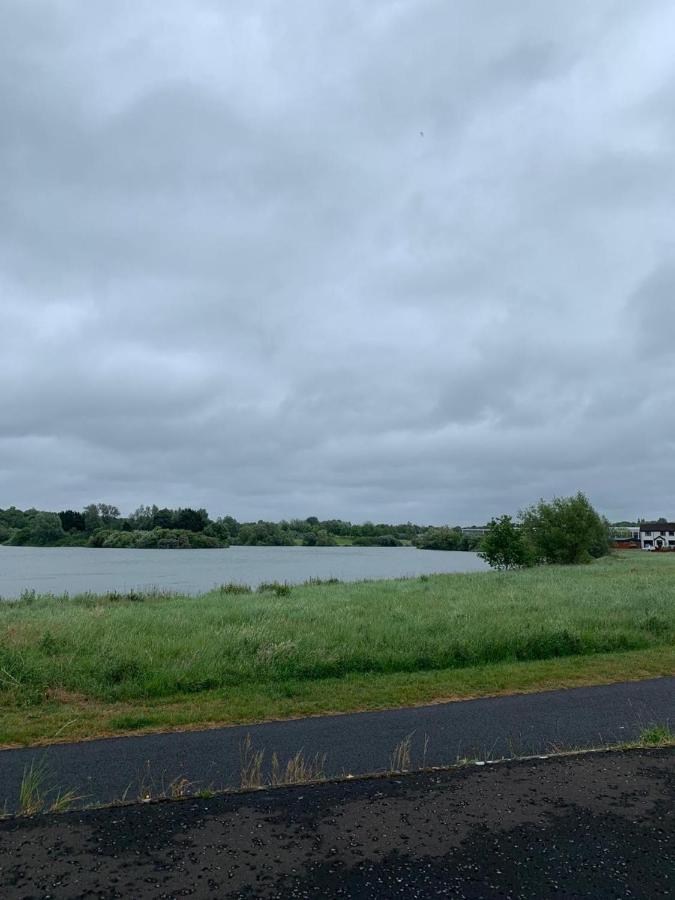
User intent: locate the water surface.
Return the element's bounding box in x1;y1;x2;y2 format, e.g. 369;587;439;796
0;545;488;598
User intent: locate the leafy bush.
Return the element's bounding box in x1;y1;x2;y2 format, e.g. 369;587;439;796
218;582;253;594
101;531;136;549
102;590;145;603
352;535;402;547
479;515;532;570
89;527;227;549
520;492;610;565
28;513;65;546
58;510;86;532
414;526;462;550
237;523;295;546
257;581;292;596
186;532;223;549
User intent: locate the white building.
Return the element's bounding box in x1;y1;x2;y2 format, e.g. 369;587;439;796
638;522;675;550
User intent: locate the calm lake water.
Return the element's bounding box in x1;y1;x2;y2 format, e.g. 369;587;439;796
0;545;488;598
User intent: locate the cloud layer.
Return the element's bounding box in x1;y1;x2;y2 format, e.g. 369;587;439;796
2;1;674;522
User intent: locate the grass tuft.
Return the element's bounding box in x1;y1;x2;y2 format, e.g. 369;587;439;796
17;759;81;815
48;788;81;814
257;581;292;596
638;724;674;746
217;583;253;595
271;749;326;786
239;736;326;789
103;590;146;603
18;760;47;816
390;733;414;773
239;734;265;789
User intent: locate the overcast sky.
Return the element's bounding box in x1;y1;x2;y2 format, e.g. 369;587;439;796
2;1;674;524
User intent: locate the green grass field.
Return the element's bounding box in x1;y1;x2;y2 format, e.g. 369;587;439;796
0;552;673;746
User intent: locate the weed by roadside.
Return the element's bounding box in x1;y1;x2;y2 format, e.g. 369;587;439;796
638;724;673;746
271;750;326;786
3;726;672;819
389;733;413;773
240;735;325;789
17;759;82;816
240;735;265;789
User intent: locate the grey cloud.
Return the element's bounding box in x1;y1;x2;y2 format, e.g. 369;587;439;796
631;263;675;356
1;0;675;523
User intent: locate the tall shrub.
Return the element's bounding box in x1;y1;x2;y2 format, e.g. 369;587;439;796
519;492;610;564
478;515;532;570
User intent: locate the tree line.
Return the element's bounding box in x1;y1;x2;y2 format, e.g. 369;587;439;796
0;493;612;563
0;505;483;550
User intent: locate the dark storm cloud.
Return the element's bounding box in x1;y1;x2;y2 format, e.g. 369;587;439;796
1;0;674;523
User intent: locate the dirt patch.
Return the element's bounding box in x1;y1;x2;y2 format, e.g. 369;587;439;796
45;687;90;704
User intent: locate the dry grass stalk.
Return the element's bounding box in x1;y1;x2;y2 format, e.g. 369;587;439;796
239;734;265;789
390;733;413;773
270;749;326;786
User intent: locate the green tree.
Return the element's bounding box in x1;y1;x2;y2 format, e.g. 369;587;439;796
0;506;31;529
152;507;175;529
519;492;610;565
204;519;231;542
83;504;101;533
315;528;337;546
175;507;209;532
8;527;32;545
478;515;531;570
58;510;85;532
128;504;157;530
30;512;66;546
96;503;120;526
414;526;462;550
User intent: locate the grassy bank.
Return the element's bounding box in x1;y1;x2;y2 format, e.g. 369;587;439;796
0;552;673;746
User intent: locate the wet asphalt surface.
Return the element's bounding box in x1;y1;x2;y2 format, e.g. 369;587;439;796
0;677;672;811
0;748;672;899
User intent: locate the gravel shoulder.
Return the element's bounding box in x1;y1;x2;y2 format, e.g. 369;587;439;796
0;748;673;899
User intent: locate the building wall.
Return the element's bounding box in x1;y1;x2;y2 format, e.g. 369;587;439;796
639;527;675;549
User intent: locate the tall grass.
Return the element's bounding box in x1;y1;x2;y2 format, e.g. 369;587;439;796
0;554;673;707
17;759;81;815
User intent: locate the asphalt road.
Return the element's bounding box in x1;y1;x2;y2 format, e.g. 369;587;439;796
0;677;672;810
0;748;672;898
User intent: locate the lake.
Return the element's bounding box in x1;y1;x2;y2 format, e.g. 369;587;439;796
0;545;488;598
